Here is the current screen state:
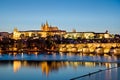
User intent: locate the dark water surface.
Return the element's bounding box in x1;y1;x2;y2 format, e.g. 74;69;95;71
0;53;120;80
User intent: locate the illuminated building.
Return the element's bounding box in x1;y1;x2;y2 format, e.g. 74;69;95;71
12;21;113;40
64;32;95;39
64;30;112;39
95;30;111;39
12;21;66;40
41;21;58;31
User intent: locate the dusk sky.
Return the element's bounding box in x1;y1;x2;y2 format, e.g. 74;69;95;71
0;0;120;34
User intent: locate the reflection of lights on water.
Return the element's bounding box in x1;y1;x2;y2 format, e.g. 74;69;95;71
23;61;28;66
9;53;12;56
13;61;21;73
41;62;50;76
10;60;120;78
60;53;63;56
1;52;120;76
105;63;112;68
73;62;79;68
21;53;23;58
65;61;69;66
84;62;95;67
114;63;118;67
34;52;38;56
13;52;17;56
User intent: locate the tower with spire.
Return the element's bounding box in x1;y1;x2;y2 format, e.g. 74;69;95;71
13;27;21;40
41;21;49;31
13;27;18;32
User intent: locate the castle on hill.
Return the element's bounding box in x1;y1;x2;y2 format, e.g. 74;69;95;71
12;21;112;40
13;22;66;40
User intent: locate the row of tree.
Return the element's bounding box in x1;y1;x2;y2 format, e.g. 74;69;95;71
0;35;120;51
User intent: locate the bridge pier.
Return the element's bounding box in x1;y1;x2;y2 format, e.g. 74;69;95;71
59;43;120;55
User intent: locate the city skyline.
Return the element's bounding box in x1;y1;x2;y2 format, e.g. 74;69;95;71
0;0;120;34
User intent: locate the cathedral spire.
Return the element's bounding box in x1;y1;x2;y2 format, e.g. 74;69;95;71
105;30;109;33
45;21;49;27
14;27;18;32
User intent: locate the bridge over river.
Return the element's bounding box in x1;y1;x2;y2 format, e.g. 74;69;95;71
59;43;120;55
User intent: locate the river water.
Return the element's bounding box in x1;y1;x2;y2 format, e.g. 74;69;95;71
0;53;120;80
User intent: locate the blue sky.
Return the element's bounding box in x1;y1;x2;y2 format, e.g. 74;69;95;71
0;0;120;34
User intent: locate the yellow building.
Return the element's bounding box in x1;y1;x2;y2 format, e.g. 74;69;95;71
95;30;111;39
12;22;112;40
41;21;58;31
64;32;95;39
13;22;66;40
64;30;112;39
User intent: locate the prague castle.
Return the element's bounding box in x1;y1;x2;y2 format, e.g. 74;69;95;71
41;22;58;31
12;21;112;40
13;22;66;40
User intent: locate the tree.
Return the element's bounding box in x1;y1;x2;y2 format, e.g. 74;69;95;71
20;34;25;39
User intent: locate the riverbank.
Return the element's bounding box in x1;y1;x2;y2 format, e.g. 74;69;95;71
0;53;120;63
1;43;120;55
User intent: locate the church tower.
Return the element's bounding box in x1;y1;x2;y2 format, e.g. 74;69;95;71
44;21;49;31
105;30;109;34
13;27;20;40
45;21;49;27
13;27;18;32
41;21;50;31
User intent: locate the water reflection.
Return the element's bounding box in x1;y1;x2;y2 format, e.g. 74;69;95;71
73;63;120;80
0;61;120;80
1;53;120;80
13;61;21;72
11;61;119;76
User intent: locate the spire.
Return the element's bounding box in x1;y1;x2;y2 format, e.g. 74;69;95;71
105;30;109;33
72;28;76;32
14;27;18;32
45;21;49;27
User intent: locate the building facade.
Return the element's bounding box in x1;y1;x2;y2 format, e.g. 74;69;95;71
64;32;95;39
13;22;66;40
12;22;113;40
63;30;112;39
